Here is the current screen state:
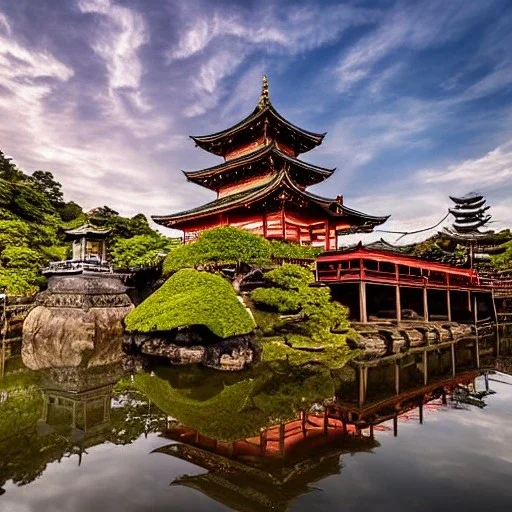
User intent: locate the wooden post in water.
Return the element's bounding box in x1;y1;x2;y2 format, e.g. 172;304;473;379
474;296;480;369
423;287;429;321
447;290;452;322
0;296;6;379
491;289;500;357
419;400;424;424
359;366;368;407
423;350;428;386
395;361;400;394
393;413;398;437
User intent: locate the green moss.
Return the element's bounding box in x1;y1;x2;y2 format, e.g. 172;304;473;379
125;269;255;338
250;307;284;335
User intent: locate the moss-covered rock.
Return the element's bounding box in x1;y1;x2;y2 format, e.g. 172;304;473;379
125;269;255;339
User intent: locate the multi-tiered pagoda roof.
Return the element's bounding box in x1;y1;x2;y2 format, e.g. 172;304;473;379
153;76;388;248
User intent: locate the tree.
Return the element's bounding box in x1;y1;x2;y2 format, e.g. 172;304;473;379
163;226;272;292
29;171;64;208
110;234;177;268
0;150;25;182
251;264;350;351
57;201;83;222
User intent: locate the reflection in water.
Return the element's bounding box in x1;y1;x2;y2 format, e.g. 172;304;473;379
0;355;511;511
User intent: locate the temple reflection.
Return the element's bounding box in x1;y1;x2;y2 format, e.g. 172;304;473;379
150;358;497;512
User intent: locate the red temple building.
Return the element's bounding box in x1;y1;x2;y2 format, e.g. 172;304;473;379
152;77;388;249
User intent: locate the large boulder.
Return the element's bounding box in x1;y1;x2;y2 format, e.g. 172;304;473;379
22;275;133;370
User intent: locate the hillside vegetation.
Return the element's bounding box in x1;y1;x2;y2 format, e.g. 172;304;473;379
0;150;174;295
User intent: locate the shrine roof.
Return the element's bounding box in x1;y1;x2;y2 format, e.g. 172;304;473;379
64;223;111;238
152;169;389;230
184;143;334;189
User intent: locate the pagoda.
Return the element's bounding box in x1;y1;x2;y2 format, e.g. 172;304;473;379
153;76;389;249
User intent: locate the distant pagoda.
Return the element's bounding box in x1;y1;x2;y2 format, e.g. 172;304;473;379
153;76;388;249
443;194;511;268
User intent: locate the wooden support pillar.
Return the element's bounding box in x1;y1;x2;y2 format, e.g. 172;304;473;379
451;343;456;376
262;213;267;238
324;220;330;251
369;424;374;439
359;366;368;407
423;287;429;321
279;423;285;457
323;409;329;434
359;281;367;323
393;414;398;437
281;209;286;240
342;418;348;436
447;290;452;322
484;372;489;392
419;401;424;424
394;361;400;395
300;410;306;437
396;285;401;322
423;350;428;386
442;389;447;405
260;429;267;455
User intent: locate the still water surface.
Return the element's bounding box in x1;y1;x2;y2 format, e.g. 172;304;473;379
0;363;511;512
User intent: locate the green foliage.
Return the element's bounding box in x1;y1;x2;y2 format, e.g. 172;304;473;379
269;240;321;260
251;287;302;312
125;269;255;338
1;246;43;270
491;239;512;270
57;201;83;222
163;226;272;275
110;234;177;268
263;263;314;290
29;171;64;208
251;263;351;367
0;268;40;295
0;150;25;182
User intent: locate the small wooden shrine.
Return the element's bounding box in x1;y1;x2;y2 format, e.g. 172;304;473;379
65;223;110;262
153;76;388;249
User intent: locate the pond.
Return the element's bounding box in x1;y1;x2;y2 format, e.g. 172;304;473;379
0;360;511;512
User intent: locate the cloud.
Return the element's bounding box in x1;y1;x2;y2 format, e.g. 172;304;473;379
167;1;381;116
420;139;512;186
336;0;494;91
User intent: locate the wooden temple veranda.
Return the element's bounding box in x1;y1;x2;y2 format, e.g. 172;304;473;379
316;245;496;324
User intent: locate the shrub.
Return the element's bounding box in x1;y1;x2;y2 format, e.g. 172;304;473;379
125;269;255;338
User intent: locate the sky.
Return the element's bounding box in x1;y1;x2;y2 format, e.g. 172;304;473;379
1;0;512;241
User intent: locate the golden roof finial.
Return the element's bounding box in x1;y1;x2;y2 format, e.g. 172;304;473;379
258;74;269;108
